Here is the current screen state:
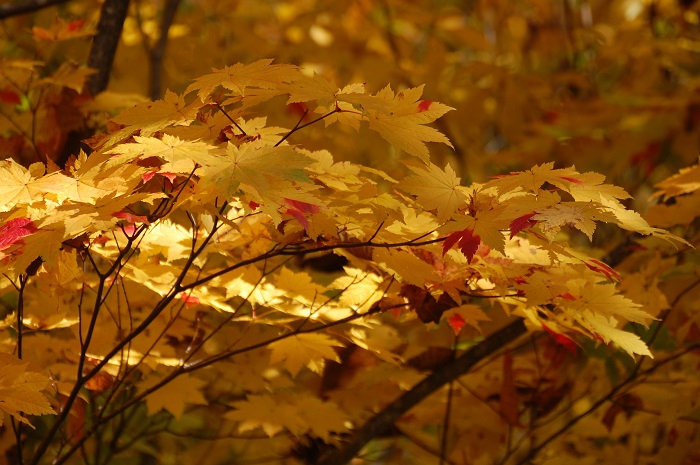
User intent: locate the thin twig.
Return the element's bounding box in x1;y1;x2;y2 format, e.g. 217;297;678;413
275;107;340;147
216;102;246;136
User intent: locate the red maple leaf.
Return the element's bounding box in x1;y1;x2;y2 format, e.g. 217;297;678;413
509;212;538;238
284;198;320;231
584;259;620;282
446;312;466;335
442;228;481;263
542;324;577;354
0;218;38;250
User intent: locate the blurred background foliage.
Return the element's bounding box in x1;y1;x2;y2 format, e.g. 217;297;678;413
4;0;700;190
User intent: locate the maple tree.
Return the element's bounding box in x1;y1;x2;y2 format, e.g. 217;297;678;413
1;1;700;465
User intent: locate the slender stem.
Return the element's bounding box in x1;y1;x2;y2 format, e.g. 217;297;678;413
216;102;246;135
275;107;340;147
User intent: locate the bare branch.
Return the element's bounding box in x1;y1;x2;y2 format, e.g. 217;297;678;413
0;0;71;19
312;318;527;465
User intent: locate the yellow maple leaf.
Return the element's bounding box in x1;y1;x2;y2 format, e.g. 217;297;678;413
225;393;348;440
533;202;617;240
41;63;96;93
283;72;338;106
567;171;631;203
578;312;652;358
401;161;469;223
650;157;700;200
226;394;303;437
646;192;700;227
486;162;581;194
107;90;201;147
0;160;47;212
339;84;454;162
373;248;437;286
106;134;220;173
185;59;300;102
200;140;318;224
561;281;655;325
268;333;343;377
0;353;55;428
141;373;208;418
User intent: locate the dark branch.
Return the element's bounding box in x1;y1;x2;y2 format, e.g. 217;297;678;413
0;0;71;19
147;0;181;99
87;0;130;96
312;318;528;465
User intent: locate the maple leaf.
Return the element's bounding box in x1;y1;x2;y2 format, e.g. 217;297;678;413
561;281;654;325
339;84;454;162
31;17;93;42
40;63;96;93
283;72;339;106
106;90;201;147
444;304;490;334
533;202;616;240
400;161;469;223
0;160;48;211
487;163;581;194
401;285;456;324
542;325;578;354
2;220;67;277
567;171;631;203
284;198;321;231
509;212;538;238
579;312;652;358
268;333;344;377
0;217;38;251
226;393;348;440
443;227;481;263
106;134;220;173
200;140;318;224
649;158;700;200
373;248;437;286
0;353;55;428
141;373;208;418
185;59;300;102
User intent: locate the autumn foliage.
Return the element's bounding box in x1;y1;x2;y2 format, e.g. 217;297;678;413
1;1;700;465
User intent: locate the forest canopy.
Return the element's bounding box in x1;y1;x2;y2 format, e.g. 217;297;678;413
0;1;699;465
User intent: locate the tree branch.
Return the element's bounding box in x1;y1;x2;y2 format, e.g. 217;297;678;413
147;0;181;99
0;0;71;19
311;318;528;465
86;0;130;96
